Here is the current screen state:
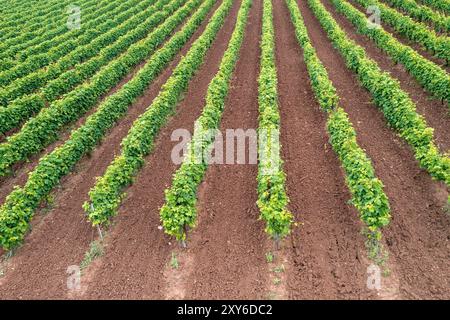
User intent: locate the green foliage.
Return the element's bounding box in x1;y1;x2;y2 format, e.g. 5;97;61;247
383;0;450;33
0;0;208;250
159;0;253;242
0;0;149;84
0;0;168;106
353;0;450;61
80;240;104;270
327;109;391;231
286;0;390;235
418;0;450;14
0;0;175;134
0;0;101;62
285;0;339;112
84;0;234;229
363;228;389;266
309;0;449;192
331;0;450;104
273;264;285;273
0;0;189;176
257;0;293;240
265;252;274;263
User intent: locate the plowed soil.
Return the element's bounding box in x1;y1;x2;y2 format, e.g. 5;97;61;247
0;0;448;300
80;0;242;299
274;0;374;300
184;0;267;299
297;0;450;299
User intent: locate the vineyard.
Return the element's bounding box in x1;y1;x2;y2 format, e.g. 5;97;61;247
0;0;448;300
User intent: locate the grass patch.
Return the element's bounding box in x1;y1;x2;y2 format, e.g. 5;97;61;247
272;264;285;273
273;277;281;286
444;201;450;216
362;229;389;266
382;268;391;277
80;240;103;270
265;251;274;263
170;252;179;270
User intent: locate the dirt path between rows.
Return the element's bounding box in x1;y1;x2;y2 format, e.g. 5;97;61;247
0;55;147;206
79;0;242;299
0;1;189;203
274;0;375;300
179;0;268;299
0;0;223;299
299;0;450;299
322;0;450;152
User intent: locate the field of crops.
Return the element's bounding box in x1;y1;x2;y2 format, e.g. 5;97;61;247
0;0;448;300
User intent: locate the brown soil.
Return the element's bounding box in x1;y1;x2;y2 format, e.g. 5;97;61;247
0;0;448;300
298;0;450;299
80;0;242;299
322;0;450;152
274;0;374;300
183;0;268;299
0;2;187;194
0;0;224;299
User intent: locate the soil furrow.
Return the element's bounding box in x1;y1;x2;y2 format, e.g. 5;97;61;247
274;0;373;300
183;0;267;300
79;0;242;299
298;0;450;299
322;0;449;152
0;0;448;300
0;2;193;204
0;0;223;299
0;0;191;190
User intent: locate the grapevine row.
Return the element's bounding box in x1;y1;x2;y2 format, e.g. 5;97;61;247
381;0;450;33
0;0;151;85
0;0;76;38
0;0;176;134
0;0;71;25
256;0;293;240
0;0;171;108
84;0;235;228
352;0;450;62
308;0;450;200
0;0;212;251
159;0;253;242
0;0;128;71
286;0;390;238
418;0;450;15
330;0;450;103
0;0;118;64
0;0;189;177
0;0;99;47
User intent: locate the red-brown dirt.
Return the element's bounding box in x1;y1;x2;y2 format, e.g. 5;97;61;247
322;0;449;152
183;0;268;299
0;0;198;200
298;0;450;299
80;0;242;299
0;0;448;300
274;0;374;300
0;0;224;299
